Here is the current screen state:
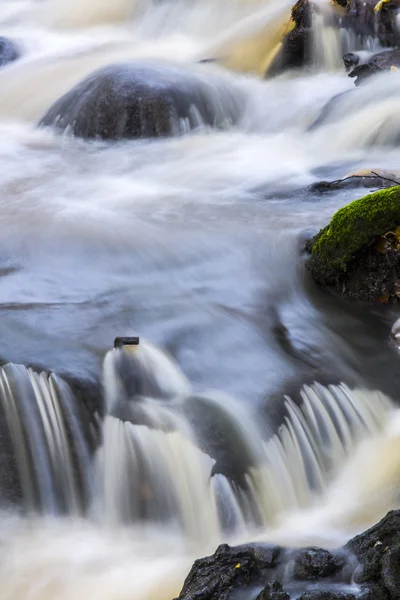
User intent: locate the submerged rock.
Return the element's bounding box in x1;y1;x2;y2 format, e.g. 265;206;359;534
177;543;282;600
39;62;243;140
294;548;346;580
0;37;19;68
256;581;289;600
306;186;400;301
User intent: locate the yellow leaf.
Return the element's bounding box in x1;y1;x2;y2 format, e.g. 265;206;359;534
374;0;390;12
235;564;241;569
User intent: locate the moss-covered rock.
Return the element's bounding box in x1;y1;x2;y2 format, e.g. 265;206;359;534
306;186;400;301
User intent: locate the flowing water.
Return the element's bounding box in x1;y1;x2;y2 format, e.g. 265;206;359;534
2;0;400;599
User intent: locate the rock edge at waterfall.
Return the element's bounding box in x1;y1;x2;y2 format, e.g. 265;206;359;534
305;186;400;302
176;510;400;600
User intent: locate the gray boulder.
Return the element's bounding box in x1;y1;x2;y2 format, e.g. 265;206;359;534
39;62;243;140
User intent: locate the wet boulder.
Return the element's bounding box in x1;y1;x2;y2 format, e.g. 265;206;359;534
39;62;243;140
348;48;400;85
267;0;313;75
306;186;400;301
346;510;400;583
294;548;346;580
177;543;282;600
0;37;19;68
256;581;289;600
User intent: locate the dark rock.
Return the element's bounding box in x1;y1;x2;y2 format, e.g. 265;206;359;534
177;543;282;600
39;62;243;140
306;186;400;301
294;548;345;580
267;0;313;75
348;48;400;85
343;52;360;71
0;37;19;67
381;546;400;599
358;583;390;600
297;592;356;600
346;510;400;583
256;581;289;600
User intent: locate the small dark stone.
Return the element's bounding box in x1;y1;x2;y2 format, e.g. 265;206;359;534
294;548;345;580
255;581;290;600
343;52;360;71
0;37;19;67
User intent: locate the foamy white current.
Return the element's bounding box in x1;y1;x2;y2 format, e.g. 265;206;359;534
1;1;400;599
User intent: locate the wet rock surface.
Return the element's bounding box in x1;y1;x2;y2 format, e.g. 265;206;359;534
348;48;400;85
177;511;400;600
294;548;346;580
256;581;289;600
39;62;242;140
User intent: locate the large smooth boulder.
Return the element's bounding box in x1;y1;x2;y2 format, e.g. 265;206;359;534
306;186;400;301
39;62;243;140
0;37;19;68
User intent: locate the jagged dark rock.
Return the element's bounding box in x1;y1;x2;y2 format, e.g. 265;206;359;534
256;581;290;600
177;543;281;600
0;37;19;67
346;510;400;582
348;48;400;85
267;0;313;75
39;62;243;141
294;548;346;580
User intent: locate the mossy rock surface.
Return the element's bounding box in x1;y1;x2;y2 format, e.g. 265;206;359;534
306;186;400;300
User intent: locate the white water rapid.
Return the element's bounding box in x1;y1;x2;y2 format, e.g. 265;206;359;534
2;1;400;599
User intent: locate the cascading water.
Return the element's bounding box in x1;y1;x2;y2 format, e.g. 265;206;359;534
2;0;400;599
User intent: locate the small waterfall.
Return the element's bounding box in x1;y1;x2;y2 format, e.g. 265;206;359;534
93;342;394;542
0;364;92;514
252;383;392;523
311;7;344;71
0;341;394;544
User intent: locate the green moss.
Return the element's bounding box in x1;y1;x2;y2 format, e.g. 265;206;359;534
309;186;400;281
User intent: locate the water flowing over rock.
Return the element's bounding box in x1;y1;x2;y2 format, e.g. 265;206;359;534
39;62;243;140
